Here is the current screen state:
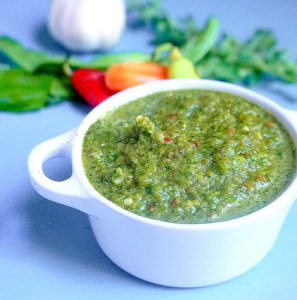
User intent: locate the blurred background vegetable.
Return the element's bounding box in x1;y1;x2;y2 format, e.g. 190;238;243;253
0;36;149;112
0;69;73;112
105;61;167;91
48;0;126;52
128;0;297;85
71;69;114;107
0;0;296;113
168;47;199;79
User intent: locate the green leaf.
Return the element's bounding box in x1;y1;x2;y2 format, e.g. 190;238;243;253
181;17;220;64
198;56;240;82
0;36;65;73
49;76;74;100
128;0;164;28
245;30;276;53
69;52;150;70
0;69;69;112
200;30;297;84
127;0;200;46
0;35;151;74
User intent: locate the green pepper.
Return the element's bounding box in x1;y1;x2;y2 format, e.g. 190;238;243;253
168;47;199;79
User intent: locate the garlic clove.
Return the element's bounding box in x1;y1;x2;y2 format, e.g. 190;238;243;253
47;0;126;52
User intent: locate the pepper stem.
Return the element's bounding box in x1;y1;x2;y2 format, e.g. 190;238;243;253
62;56;73;77
169;47;182;61
151;43;173;63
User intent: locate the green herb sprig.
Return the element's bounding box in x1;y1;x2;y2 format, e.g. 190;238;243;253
0;36;149;112
0;0;296;113
128;0;297;85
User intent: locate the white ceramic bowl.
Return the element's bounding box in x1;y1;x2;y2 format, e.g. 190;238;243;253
28;79;297;287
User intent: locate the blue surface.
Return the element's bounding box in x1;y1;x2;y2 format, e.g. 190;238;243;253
1;0;297;299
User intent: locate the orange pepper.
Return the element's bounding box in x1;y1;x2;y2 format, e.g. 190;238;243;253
105;61;167;91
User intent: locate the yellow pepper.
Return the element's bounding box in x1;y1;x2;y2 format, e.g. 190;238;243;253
168;47;199;79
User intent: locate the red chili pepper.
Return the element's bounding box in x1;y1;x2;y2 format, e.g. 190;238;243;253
71;69;115;107
192;140;200;147
163;136;171;143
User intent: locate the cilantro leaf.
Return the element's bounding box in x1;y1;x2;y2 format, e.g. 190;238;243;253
198;31;297;84
0;69;73;112
0;36;66;73
127;0;200;46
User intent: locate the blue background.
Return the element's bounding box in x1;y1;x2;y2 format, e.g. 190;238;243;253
1;1;297;299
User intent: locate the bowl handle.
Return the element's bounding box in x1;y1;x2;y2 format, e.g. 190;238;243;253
28;129;98;216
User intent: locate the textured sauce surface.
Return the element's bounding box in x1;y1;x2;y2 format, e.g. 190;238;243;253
82;90;296;223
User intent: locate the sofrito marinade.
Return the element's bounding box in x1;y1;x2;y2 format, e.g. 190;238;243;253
82;90;296;223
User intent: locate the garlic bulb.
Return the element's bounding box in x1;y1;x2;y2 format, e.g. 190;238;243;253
47;0;126;52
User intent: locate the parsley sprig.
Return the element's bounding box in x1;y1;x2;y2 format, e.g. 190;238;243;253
128;0;297;85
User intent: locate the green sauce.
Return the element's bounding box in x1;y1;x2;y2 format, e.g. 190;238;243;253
82;90;296;223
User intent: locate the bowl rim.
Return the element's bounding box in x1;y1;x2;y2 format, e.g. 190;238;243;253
72;79;297;230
